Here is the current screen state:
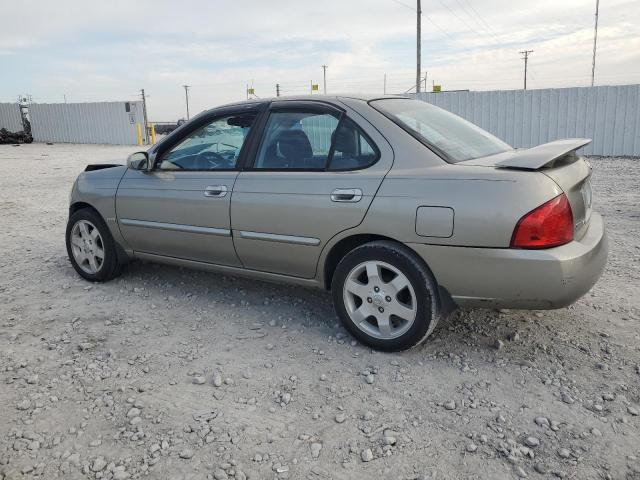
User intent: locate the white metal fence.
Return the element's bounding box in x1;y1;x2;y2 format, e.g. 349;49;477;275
3;87;639;153
0;101;145;145
0;103;23;132
412;84;640;157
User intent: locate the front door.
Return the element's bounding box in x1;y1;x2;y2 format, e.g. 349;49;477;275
231;101;393;278
116;107;259;266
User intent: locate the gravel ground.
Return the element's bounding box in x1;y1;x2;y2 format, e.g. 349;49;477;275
0;143;639;480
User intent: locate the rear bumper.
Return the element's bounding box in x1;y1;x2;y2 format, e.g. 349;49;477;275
408;212;608;309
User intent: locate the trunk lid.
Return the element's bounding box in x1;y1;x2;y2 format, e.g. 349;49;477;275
458;138;593;240
542;156;593;240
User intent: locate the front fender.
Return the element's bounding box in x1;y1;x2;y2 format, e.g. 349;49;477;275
69;166;131;253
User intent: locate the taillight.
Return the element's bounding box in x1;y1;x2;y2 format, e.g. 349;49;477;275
511;194;574;249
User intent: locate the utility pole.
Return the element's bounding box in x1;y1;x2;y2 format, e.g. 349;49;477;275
276;84;280;97
321;65;328;94
424;70;428;91
416;0;422;93
140;88;149;144
519;50;533;90
182;85;190;120
591;0;599;87
384;74;387;95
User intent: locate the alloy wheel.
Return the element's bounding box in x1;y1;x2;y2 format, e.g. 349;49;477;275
69;220;105;274
342;260;417;340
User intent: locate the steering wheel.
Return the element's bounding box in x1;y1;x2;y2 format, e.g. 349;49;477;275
194;150;228;169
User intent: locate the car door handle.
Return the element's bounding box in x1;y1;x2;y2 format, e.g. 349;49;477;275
331;188;362;203
203;185;228;197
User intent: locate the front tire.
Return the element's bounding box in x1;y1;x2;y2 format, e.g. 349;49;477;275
331;241;441;351
66;208;122;282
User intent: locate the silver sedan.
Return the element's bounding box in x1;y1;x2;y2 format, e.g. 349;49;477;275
66;95;607;351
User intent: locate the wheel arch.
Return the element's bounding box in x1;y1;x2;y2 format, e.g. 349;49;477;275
321;233;456;314
323;234;393;290
68;201;130;264
69;201;101;218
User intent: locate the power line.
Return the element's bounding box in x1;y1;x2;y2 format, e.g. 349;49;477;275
433;0;489;42
395;0;476;54
422;15;475;54
457;0;502;43
395;0;515;61
391;0;415;11
453;0;486;32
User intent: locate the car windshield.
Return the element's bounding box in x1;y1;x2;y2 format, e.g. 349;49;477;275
371;98;512;162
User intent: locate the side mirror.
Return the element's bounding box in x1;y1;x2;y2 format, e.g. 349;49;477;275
126;151;150;170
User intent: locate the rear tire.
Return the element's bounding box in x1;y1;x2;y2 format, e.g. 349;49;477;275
66;208;122;282
331;241;441;351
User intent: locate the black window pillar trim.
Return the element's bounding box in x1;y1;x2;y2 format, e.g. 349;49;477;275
237;102;272;171
325;113;345;171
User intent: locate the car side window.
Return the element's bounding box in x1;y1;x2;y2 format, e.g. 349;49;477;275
159;113;255;170
254;111;339;169
328;118;379;171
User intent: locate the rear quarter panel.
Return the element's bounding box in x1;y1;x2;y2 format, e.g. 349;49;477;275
315;162;563;288
360;163;563;248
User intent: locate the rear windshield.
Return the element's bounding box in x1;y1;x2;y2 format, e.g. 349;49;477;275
371;98;512;162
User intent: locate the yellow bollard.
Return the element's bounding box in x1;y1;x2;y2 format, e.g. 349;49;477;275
150;123;156;145
136;123;143;146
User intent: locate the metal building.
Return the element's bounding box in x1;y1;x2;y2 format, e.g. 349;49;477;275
0;102;23;132
0;101;145;145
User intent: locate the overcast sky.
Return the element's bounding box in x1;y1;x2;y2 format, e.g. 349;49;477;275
2;0;639;120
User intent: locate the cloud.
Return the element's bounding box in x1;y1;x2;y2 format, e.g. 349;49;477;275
0;0;638;119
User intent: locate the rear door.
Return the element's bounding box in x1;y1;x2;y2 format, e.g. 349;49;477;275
231;100;393;278
116;104;261;266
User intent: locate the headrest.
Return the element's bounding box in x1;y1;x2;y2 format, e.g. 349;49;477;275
333;128;358;155
276;129;313;160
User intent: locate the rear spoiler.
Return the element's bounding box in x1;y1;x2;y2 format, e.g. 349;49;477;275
496;138;591;170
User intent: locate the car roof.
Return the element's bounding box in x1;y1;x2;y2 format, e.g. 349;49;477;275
208;94;410;112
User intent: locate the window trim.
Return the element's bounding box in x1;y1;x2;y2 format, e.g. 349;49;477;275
245;103;381;173
150;104;265;172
